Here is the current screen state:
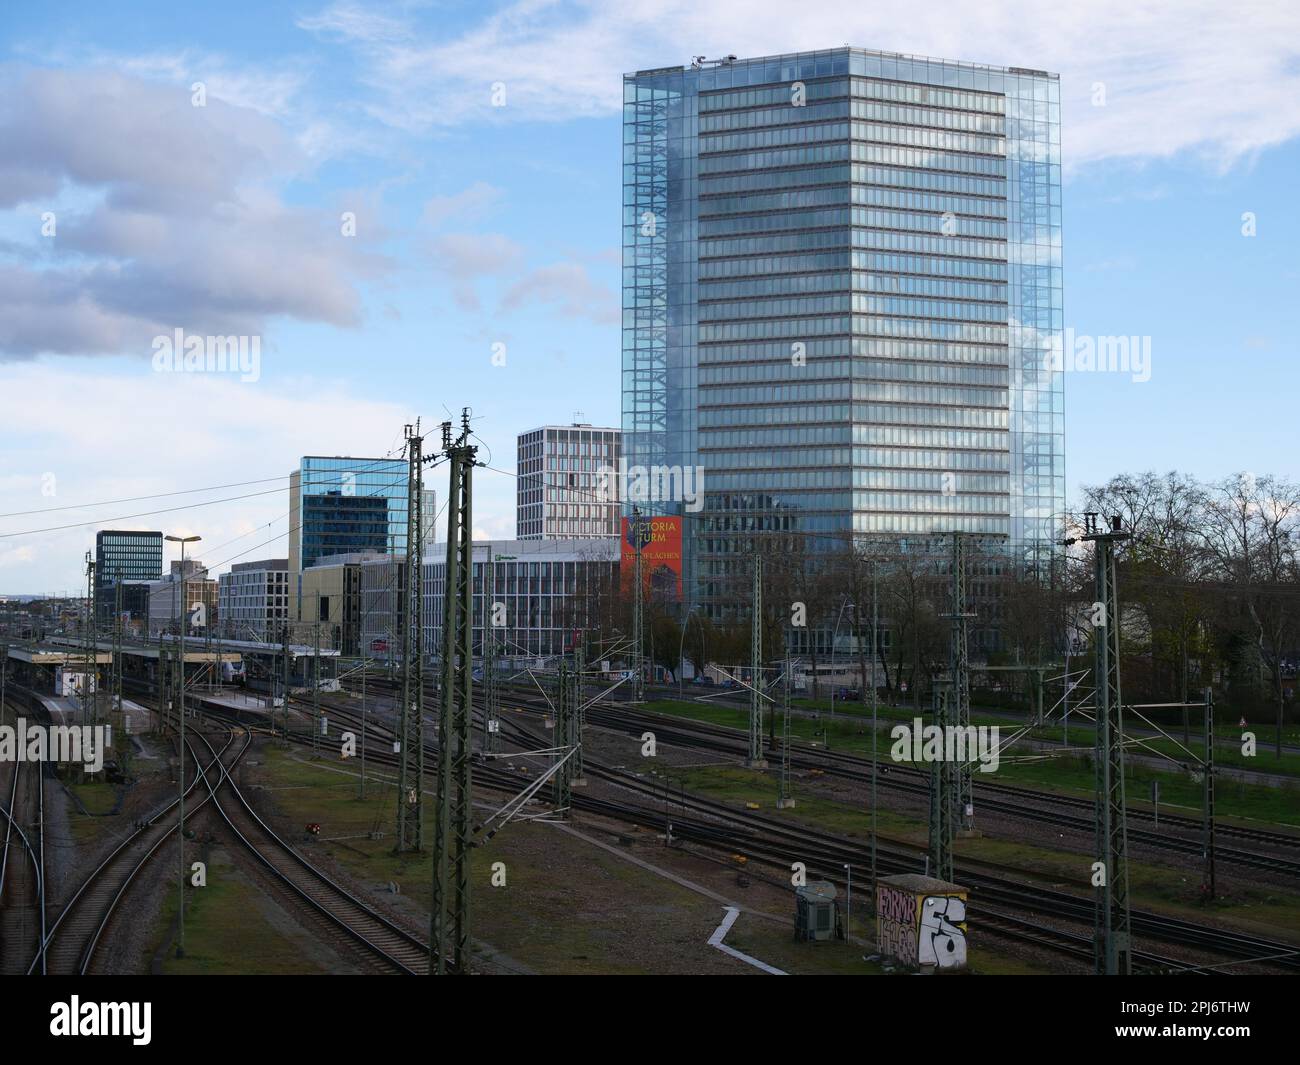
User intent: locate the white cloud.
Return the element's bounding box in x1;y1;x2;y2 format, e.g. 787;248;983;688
501;262;618;325
0;362;418;591
422;182;505;228
297;0;1300;169
0;66;391;360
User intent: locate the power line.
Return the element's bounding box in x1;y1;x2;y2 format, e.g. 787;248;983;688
0;476;290;519
0;454;414;538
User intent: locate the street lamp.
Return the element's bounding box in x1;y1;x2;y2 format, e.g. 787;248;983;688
165;532;200;959
829;597;854;718
678;603;704;700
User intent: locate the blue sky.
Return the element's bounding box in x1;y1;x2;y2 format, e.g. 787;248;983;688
1;0;1297;593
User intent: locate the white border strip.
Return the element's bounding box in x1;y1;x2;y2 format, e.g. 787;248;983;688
707;906;787;975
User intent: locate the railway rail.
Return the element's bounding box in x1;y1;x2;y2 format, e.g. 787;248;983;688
318;680;1300;973
185;721;437;975
0;732;46;974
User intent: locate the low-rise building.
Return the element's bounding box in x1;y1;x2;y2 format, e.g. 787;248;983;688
300;551;378;656
424;538;619;660
359;555;406;661
147;559;219;637
218;559;290;643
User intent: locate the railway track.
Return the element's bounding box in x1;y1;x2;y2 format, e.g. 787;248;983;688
0;747;46;974
185;722;437;975
317;682;1300;973
354;671;1300;859
568;699;1300;878
34;726;232;975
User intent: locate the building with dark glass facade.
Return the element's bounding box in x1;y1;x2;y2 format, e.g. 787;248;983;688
94;529;163;623
622;48;1064;616
288;456;436;619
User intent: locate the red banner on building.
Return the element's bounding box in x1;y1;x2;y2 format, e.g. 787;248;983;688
621;515;682;601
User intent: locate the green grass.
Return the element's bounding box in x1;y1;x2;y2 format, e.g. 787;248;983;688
153;853;332;974
651;758;1300;939
62;776;120;815
251;747;910;974
790;695;1300;771
641;698;1300;827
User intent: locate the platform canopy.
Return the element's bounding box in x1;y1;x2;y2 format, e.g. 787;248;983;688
7;642;112;665
41;636;241;664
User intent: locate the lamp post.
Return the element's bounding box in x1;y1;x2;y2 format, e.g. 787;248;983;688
829;596;854;719
678;604;704;700
165;532;200;959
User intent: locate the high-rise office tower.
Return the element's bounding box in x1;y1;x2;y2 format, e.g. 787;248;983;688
622;48;1064;609
517;423;622;539
94;529;163;623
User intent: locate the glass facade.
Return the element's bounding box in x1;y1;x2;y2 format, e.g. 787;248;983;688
423;540;620;659
622;48;1064;605
291;457;411;570
289;456;412;619
95;529;163;622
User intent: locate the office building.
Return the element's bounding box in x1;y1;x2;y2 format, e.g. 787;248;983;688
423;538;620;660
94;529;163;623
622;48;1064;610
287;455;435;618
146;559;218;637
517;424;621;539
217;559;290;642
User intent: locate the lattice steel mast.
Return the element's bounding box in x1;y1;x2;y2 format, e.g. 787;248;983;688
928;682;955;882
395;423;426;852
631;505;644;702
1082;513;1133;976
941;532;976;830
432;411;477;974
747;553;765;766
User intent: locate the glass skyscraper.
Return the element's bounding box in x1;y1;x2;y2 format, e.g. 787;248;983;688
95;529;163;622
622;48;1064;609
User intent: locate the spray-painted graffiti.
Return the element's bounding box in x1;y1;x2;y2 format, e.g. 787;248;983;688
918;894;967;970
876;881;968;971
876;884;919;966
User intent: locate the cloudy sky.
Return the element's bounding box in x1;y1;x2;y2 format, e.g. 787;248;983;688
1;0;1298;593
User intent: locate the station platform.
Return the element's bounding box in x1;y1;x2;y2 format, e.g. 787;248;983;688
195;690;276;715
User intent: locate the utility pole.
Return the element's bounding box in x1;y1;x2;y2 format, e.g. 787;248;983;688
165;532;200;960
396;423;426;852
941;532;976;831
157;630;168;736
359;643;368;800
870;555;879;913
281;622;291;740
573;643;586;785
312;622;321;752
432;411;476;975
1203;686;1216;901
747;552;765;767
113;571;128;775
83;552;96;733
481;548;502;753
631;506;645;702
553;659;575;815
777;653;794;808
1081;513;1133;976
928;681;955;883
